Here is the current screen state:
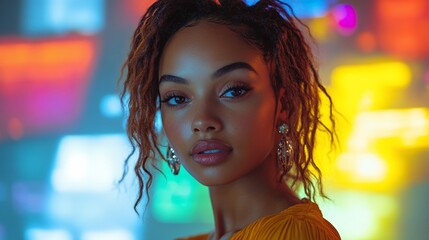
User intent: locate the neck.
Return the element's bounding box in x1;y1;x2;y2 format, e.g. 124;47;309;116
208;154;300;239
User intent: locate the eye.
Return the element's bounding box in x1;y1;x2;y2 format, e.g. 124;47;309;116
221;83;252;98
160;93;190;107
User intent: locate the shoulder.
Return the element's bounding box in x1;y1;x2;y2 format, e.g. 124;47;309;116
232;202;341;240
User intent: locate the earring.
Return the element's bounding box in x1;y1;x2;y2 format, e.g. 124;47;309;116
166;145;180;175
277;123;293;176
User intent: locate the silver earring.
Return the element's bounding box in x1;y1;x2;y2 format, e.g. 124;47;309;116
277;123;293;175
166;145;180;175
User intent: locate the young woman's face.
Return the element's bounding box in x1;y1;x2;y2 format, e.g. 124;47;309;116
159;20;280;186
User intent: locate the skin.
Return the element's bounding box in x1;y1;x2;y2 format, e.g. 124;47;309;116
158;20;301;239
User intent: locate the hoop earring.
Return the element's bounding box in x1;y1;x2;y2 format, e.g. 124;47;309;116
277;123;293;176
166;145;180;175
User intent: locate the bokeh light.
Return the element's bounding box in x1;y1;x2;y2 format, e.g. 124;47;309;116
330;4;357;36
1;0;428;239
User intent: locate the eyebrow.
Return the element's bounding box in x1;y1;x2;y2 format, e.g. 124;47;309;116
159;61;257;84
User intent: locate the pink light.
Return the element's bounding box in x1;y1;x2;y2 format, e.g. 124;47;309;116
0;36;98;140
331;4;358;36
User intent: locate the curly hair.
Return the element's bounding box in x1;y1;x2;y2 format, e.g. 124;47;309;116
119;0;336;212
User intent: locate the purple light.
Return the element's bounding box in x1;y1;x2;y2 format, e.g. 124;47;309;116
332;4;357;36
12;182;45;213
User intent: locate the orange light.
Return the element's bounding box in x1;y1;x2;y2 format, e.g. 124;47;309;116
0;35;98;139
375;0;429;59
356;31;377;52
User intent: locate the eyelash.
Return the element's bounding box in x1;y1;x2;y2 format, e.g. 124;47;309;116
160;92;189;107
221;82;252;98
160;82;252;108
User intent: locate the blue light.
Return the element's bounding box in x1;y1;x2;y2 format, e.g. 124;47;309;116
82;229;135;240
44;134;140;238
293;0;329;18
100;94;122;118
51;134;132;192
25;228;72;240
22;0;104;36
244;0;329;18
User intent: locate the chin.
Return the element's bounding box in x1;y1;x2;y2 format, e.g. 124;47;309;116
190;169;242;187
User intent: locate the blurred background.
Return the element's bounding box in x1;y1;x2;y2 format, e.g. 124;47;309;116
0;0;428;239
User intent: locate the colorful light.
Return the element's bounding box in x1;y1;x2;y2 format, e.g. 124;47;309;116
22;0;105;35
245;0;330;18
152;158;213;223
100;94;122;118
337;152;387;182
332;61;412;89
325;191;399;240
330;4;358;36
0;36;97;139
82;229;134;240
51;134;131;192
356;31;377;52
25;229;72;240
349;108;429;150
375;0;429;59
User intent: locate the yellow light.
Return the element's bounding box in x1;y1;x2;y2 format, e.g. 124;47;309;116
332;61;412;89
349;108;429;150
337;152;387;182
308;17;329;40
322;191;399;240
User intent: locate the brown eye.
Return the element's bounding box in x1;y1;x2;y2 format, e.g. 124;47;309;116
161;94;189;106
221;84;251;98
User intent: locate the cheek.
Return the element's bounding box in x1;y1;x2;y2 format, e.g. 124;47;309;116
161;109;190;151
227;95;277;151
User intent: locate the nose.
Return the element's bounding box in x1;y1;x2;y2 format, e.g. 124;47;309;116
191;103;222;134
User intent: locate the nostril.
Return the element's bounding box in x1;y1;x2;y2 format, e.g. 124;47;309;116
193;124;217;133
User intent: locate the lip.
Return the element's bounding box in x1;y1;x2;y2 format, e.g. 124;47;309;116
191;139;232;166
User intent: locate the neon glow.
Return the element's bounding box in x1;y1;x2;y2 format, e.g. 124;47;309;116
0;36;97;139
337;153;387;182
152;146;212;223
22;0;104;35
100;94;122;118
82;229;135;240
331;4;357;36
349;108;429;150
328;192;398;240
356;31;377;52
24;228;72;240
332;61;412;89
51;134;131;192
244;0;329;18
375;0;429;59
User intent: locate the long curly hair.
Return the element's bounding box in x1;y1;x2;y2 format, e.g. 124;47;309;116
119;0;336;212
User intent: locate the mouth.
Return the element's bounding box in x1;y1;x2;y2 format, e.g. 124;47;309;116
191;139;232;155
191;139;232;165
198;149;223;154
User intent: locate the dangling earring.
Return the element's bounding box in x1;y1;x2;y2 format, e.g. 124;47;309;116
166;145;180;175
277;123;293;176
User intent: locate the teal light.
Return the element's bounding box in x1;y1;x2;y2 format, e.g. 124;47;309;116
152;147;213;223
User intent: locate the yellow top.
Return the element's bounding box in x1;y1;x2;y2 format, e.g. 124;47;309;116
177;202;340;240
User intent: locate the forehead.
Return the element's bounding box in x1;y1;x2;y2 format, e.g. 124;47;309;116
159;20;264;78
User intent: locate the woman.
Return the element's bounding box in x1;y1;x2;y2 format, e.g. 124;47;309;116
120;0;340;239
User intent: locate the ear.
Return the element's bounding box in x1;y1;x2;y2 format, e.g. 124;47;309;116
275;87;288;124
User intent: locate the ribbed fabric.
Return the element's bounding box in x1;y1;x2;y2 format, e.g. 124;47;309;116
178;202;340;240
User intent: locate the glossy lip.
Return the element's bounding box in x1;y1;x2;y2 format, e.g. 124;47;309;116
191;139;232;166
